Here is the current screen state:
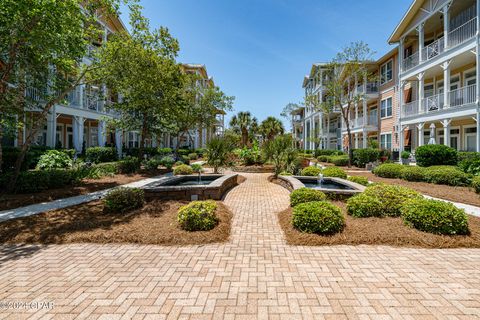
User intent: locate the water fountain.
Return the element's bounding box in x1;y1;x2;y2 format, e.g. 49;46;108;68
317;173;324;187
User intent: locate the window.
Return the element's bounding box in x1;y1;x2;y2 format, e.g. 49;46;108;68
380;60;393;84
380;133;392;150
380;97;392;118
424;84;434;98
128;132;139;148
465;127;477;152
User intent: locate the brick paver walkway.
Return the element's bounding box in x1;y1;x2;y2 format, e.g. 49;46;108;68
1;173;480;319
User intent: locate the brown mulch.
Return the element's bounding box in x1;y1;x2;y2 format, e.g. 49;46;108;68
279;201;480;248
0;169;170;212
0;200;232;245
348;171;480;207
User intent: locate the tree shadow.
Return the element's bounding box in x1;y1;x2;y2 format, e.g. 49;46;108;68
0;244;45;265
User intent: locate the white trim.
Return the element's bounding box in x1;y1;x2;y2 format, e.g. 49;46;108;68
380;59;394;85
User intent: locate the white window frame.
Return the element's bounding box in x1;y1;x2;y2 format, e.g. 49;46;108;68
449;126;461;151
380;59;393;85
464;68;476;87
380;132;392;150
380;97;393;119
464;124;477;152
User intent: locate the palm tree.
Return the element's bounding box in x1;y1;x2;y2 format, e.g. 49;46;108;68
229;111;257;147
259;116;285;142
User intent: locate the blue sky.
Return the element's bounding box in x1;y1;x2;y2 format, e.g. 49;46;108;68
120;0;412;126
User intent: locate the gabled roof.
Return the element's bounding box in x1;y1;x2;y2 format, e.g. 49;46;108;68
388;0;420;43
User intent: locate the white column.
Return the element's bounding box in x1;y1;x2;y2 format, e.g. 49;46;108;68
326;116;331;150
399;126;405;153
303;119;307;151
418;22;425;62
97;120;106;147
354;103;358;128
417;72;425;113
73;116;84;154
399;38;405;74
443;4;450;48
115;129;123;158
442;60;451;108
354;133;359;149
312;117;317;150
362;129;367;148
417;123;425;147
442;119;451;147
46;106;57;148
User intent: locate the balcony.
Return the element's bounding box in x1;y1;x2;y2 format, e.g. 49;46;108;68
402;84;477;118
342;115;378;132
357;82;379;95
402;16;477;73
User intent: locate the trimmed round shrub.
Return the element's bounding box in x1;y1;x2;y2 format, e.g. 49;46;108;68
400;166;426;182
301;166;322;176
173;164;194;175
292;201;345;234
347;176;369;186
177;200;218;231
401;198;469;235
160;156;175;169
188;152;198;160
86;147;118;164
457;151;480;163
144;158;162;171
118;156;140;174
103;187;145;214
423;166;470;186
472;176;480;194
330;155;349;166
353;148;380;167
36;150;72;170
346;194;383;217
363;184;422;217
158;147;173;155
191;163;203;173
317;155;329;162
415;144;458;167
372;163;404;178
290;187;327;207
321;167;347;179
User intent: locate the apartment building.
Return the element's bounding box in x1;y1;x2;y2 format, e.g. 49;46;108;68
390;0;480;153
160;64;225;150
6;13;129;157
301;63;342;151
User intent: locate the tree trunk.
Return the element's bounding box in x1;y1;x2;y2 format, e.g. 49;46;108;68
241;128;248;147
342;106;353;168
138;113;148;160
0;124;3;174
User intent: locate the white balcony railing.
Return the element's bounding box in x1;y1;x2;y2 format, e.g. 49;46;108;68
401;13;477;73
448;17;477;48
402;84;477;118
357;82;379;95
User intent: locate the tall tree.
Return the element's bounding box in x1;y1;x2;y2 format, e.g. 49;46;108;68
94;3;181;159
259;116;285;142
0;0;124;189
229;111;257;147
321;41;374;166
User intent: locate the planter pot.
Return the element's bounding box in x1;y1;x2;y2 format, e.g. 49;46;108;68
380;156;388;163
401;158;410;165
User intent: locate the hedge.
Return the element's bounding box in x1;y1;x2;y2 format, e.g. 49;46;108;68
321;167;347;179
372;163;404;178
423;166;470;186
330;155;349;166
346;194;383;217
86;147;118;163
290;188;327;207
347;176;369;186
363;184;422;217
301;166;322;176
177;200;218;231
400;166;426;182
173;164;194;175
353;148;380;167
292;201;345;234
103;187;145;214
415;144;458;167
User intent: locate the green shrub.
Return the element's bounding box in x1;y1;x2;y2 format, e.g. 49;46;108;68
188;153;198;160
372;163;404;178
472;176;480;193
317;155;330;162
195;148;206;157
347;176;369;186
363;184;422;217
173;164;193;175
2;169;75;194
415;144;458;167
301;166;322;176
160;156;175;169
174;161;184;167
144;158;162;171
401;151;411;159
457;151;480;163
330;155;349;166
315;149;340;156
158;147;173;155
423;166;470;186
400;166;426;182
279;171;292;176
353;148;380;167
290;187;327;207
118;156;140;174
85;147;118;164
181;155;190;164
177;200;218;231
458;158;480;175
292;201;344;234
401;198;469;235
321;167;347;179
36;150;72;170
191;163;203;173
103;187;145;214
85;162;119;179
346;194;383;217
46;169;74;188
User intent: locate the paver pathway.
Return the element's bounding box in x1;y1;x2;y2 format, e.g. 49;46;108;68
1;173;480;319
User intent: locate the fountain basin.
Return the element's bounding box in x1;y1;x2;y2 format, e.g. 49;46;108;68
278;175;366;197
142;174;238;201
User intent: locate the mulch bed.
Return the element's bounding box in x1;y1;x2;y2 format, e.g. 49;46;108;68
0;200;232;245
0;169;170;212
348;171;480;207
279;201;480;248
232;165;274;173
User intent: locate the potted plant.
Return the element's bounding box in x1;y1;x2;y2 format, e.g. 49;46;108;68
379;149;390;163
401;151;411;165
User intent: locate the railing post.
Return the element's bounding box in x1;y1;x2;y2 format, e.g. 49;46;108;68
442;3;451;48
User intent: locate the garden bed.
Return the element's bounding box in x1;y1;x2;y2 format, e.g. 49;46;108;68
0;169;170;212
348;171;480;207
232;165;274;173
278;201;480;248
0;199;232;245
